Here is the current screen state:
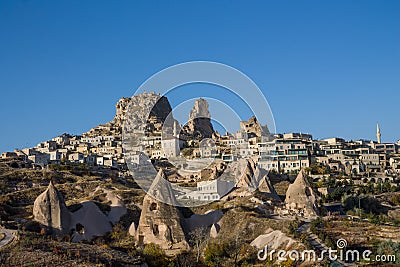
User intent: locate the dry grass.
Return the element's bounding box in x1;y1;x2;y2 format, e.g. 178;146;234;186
0;232;143;266
323;218;400;248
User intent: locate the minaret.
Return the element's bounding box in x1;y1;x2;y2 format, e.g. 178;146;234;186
376;123;381;144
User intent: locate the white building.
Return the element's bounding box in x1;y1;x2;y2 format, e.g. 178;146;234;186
36;141;57;153
161;137;180;158
49;151;62;162
28;153;50;165
260;135;311;173
200;146;219;158
184;180;235;201
104;157;117;167
222;153;237;162
52;134;70;146
389;157;400;171
96;156;105;166
81;136;103;146
68;152;84;163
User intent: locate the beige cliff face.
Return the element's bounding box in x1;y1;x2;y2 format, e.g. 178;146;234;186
222;157;261;189
135;170;189;254
210;223;220;238
85;92;172;137
33;181;72;234
33;182;120;241
240;116;269;137
284;170;319;217
258;174;281;201
183;98;214;139
114;97;132;125
235;157;259;188
189;98;211;120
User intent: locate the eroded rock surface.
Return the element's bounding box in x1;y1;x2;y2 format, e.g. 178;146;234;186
285;170;319;217
135;170;189;254
33;181;72;234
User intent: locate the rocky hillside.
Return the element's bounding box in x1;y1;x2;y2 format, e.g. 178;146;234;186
84;92;172;137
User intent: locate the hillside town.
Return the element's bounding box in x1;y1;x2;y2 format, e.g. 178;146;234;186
2;93;399;188
1;93;400;266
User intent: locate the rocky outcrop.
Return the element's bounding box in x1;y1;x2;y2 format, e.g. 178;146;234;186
184;210;223;232
285;170;319;217
114;97;132;126
135;170;189;254
235;157;259;188
33;181;72;234
240;116;269;138
223;157;261;190
218;157;263;199
258;175;281;201
129;222;136;236
70;201;113;242
388;209;400;220
250;228;302;250
85;92;172;137
210;223;220;238
184;98;214;138
33;182;122;242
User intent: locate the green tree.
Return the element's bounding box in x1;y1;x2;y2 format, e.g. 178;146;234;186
204;242;227;267
143;243;169;267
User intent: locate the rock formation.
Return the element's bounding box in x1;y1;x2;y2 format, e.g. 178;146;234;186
217;157;263;199
70;201;113;242
184;98;214;138
33;182;121;241
129;222;136;236
284;170;319;217
250;228;302;250
240;116;269;138
85;92;172;137
210;223;220;238
135;169;189;254
33;181;72;234
224;157;261;190
114;97;131;125
258;175;281;201
184;210;223;232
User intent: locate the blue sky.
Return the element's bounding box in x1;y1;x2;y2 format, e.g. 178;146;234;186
0;0;399;152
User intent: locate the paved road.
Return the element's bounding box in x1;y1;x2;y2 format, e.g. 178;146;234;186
297;222;353;267
0;229;17;249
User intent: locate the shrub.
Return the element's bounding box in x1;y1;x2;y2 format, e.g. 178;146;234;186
204;242;227;267
23;221;42;233
143;243;170;267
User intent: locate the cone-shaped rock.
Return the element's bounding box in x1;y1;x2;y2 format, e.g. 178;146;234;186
210;223;220;238
285;170;318;217
147;168;179;206
129;222;136;236
135;169;189;254
258;175;281;201
33;181;72;234
235;157;260;189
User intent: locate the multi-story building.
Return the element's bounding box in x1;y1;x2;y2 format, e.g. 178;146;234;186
369;142;397;155
68;152;84;163
161;137;180;158
183;179;235;201
49;151;62;162
28;152;50;166
258;133;312;173
389;157;400;172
